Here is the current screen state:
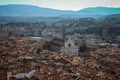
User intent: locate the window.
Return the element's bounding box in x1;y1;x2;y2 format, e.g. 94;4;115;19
68;44;71;47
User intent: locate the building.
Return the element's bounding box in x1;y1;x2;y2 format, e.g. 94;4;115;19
60;37;79;55
0;32;8;37
0;67;8;80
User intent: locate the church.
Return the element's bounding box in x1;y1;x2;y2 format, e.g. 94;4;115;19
60;37;79;55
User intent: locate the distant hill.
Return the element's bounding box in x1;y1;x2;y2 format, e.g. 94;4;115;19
0;4;120;18
0;4;75;17
79;7;120;15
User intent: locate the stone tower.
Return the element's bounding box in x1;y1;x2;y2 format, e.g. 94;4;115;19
62;27;66;42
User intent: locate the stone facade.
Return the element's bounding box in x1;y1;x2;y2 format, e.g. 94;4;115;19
60;37;79;55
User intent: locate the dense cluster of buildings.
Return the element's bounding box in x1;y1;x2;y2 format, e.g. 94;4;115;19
0;23;120;80
0;33;120;80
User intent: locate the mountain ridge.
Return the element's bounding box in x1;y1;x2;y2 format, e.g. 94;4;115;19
0;4;120;17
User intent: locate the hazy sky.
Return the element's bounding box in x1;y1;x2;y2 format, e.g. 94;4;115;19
0;0;120;10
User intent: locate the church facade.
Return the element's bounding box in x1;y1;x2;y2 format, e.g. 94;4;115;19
60;37;79;55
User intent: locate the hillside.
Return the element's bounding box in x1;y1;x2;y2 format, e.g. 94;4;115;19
0;4;120;18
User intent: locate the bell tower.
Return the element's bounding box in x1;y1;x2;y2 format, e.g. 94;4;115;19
62;27;66;42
